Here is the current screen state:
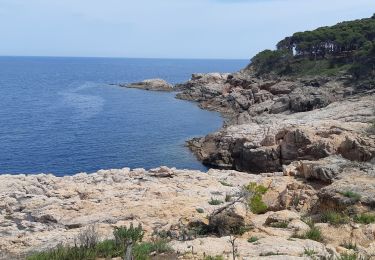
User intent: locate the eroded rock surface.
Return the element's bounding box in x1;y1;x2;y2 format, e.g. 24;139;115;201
1;165;375;259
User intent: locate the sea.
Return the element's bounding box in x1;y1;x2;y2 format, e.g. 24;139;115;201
0;57;248;176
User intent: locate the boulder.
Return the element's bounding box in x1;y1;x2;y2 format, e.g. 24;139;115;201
265;210;300;226
123;78;173;91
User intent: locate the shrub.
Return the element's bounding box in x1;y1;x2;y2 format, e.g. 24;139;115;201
76;225;99;248
341;191;361;202
208;198;224;205
114;223;144;247
294;226;323;242
113;223;144;259
247;236;259;243
27;245;97;260
341;241;358;251
133;239;173;260
244;183;268;214
304;226;323;242
354;213;375;224
303;248;316;256
320;211;350;226
196;208;204;214
249;194;268;214
95;240;122;258
338;252;359;260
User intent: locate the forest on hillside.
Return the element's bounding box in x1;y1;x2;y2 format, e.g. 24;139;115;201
250;14;375;87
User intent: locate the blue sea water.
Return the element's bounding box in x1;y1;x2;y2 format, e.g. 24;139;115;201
0;57;248;176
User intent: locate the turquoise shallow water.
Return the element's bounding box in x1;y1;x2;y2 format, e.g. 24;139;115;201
0;57;248;176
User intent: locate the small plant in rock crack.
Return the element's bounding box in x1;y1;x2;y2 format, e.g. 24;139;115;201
341;190;361;202
209;198;224;205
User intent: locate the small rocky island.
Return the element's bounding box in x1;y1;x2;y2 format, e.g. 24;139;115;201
120;78;174;91
1;15;375;260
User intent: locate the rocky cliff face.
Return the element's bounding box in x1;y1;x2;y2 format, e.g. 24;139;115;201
177;72;375;174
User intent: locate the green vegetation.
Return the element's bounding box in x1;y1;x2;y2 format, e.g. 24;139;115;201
225;194;232;202
338;252;360;260
247;236;259;243
341;241;358;251
196;208;205;214
293;225;323;242
114;223;144;259
303;226;323;242
27;224;173;260
244;182;268;214
133;239;173;260
27;246;97;260
341;191;361;202
269;221;289;228
353;213;375;224
303;248;317;257
320;211;350;226
249;15;375;87
208;198;224;205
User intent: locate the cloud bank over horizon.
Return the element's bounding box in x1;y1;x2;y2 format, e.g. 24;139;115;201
0;0;373;59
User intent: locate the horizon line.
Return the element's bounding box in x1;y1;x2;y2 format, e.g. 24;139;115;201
0;54;250;61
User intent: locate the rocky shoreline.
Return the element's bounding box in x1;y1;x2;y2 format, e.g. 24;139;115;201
1;68;375;259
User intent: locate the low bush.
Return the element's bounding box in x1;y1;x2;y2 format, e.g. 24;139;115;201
27;246;97;260
133;239;173;260
341;191;361;202
341;241;358;251
244;183;268;214
303;248;316;257
208;198;224;205
338;252;359;260
320;211;350;226
353;213;375;224
293;226;323;242
27;224;174;260
247;236;259;243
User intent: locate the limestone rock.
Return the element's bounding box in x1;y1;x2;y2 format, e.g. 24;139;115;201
265;210;300;226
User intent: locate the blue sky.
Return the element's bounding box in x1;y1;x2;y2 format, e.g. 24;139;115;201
0;0;373;59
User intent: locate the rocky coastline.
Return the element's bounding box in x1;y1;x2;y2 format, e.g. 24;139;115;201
1;67;375;259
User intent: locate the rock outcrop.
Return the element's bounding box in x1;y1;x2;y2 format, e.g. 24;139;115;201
2;166;375;259
121;78;174;91
185;85;375;173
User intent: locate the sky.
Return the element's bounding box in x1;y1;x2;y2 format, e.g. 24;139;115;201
0;0;374;59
